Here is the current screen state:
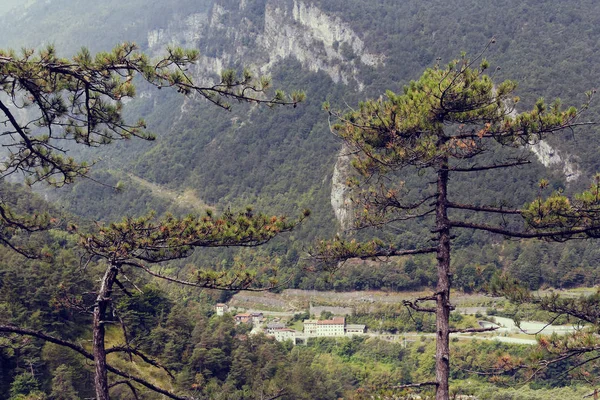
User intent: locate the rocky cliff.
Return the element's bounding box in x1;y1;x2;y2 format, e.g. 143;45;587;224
146;0;383;88
528;140;581;183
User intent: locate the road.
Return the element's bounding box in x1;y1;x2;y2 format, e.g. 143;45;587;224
491;316;578;335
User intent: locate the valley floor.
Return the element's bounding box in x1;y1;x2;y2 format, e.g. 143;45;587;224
227;288;585;345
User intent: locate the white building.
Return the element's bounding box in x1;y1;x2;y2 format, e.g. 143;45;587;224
303;319;318;335
272;328;297;342
345;324;367;335
302;317;366;337
216;303;228;316
316;317;346;337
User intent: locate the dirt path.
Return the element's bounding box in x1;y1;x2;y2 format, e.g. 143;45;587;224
127;173;213;212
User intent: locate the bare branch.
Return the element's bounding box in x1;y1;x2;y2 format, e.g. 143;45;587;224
0;325;91;358
447;201;522;215
114;278;133;297
449;219;598;239
554;353;600;380
449;159;531;172
109;380;139;400
0;235;40;259
450;326;498;334
106;346;175;380
516;313;564;335
454;364;526;377
263;389;287;400
391;381;437;389
403;299;436;313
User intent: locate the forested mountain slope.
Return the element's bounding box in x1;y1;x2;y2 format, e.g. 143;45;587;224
1;0;600;290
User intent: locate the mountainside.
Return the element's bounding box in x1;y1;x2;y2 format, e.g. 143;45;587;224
2;0;600;290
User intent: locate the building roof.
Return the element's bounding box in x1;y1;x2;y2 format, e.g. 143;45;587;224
216;303;227;307
317;317;345;325
303;319;318;324
346;324;366;330
267;322;286;329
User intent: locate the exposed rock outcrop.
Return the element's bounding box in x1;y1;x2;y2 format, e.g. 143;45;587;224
331;143;353;232
528;140;581;182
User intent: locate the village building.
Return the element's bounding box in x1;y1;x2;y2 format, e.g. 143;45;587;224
302;316;367;337
251;312;264;324
266;322;286;334
316;317;346;337
272;328;297;342
303;319;318;336
234;313;252;324
345;324;367;335
215;303;228;316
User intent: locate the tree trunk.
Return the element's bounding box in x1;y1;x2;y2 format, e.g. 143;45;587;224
93;264;118;400
435;157;451;400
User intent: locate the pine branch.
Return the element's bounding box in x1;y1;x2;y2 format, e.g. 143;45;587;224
536;295;600;324
313;245;437;269
0;43;303;186
122;260;283;292
0;202;51;232
83;210;307;266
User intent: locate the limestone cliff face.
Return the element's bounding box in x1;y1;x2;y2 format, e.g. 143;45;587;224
146;0;383;88
505;105;581;183
528;141;581;182
330;143;353;232
260;1;383;86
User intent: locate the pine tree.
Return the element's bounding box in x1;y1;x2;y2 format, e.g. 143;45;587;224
0;43;305;400
317;42;598;399
49;365;78;400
